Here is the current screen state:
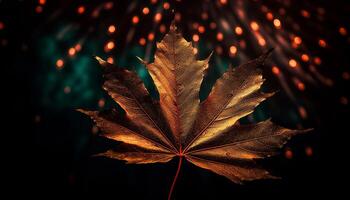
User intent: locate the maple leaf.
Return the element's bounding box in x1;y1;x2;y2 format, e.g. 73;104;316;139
78;23;308;199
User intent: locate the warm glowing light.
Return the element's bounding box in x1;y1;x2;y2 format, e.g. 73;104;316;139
139;38;146;46
39;0;46;5
250;21;259;31
297;82;305;91
148;32;155;41
159;24;166;33
154;13;162;22
301;10;310;18
285;149;293;159
258;37;266;46
293;36;302;45
198;26;205;34
77;6;85;14
163;2;170;10
272;66;280;75
298;106;307;119
289;59;297;68
193;47;198;55
106;41;115;50
192;34;199;42
339;27;347;36
305;147;313;156
56;59;64;69
235;26;243;35
142;7;150;15
216;32;224;41
301;54;309;62
104;2;113;10
0;22;4;30
220;0;227;4
314;57;322;65
108;25;116;33
35;6;43;13
151;0;157;4
318;39;326;47
68;47;76;56
132;16;139;24
229;45;237;55
273;19;281;28
74;44;82;52
107;57;114;64
266;12;273;21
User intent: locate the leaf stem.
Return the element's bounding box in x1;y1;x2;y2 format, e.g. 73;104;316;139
168;153;183;200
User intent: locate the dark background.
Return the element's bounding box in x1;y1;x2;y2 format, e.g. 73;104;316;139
2;0;349;199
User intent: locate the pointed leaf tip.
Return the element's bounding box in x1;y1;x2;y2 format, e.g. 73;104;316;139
94;56;109;68
136;56;147;65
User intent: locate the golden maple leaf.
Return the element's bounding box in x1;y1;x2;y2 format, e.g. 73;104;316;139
78;23;307;199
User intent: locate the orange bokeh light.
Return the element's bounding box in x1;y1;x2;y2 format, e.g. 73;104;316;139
318;39;327;47
107;57;114;64
159;24;166;33
272;66;280;75
106;41;115;50
192;34;199;42
273;19;281;28
250;21;259;31
297;82;305;91
108;25;116;33
154;13;162;22
77;6;85;14
220;0;227;4
193;47;198;55
339;27;347;36
293;36;302;45
301;10;310;18
235;26;243;35
229;45;237;55
198;26;205;34
314;57;322;65
285;149;293;159
75;44;82;51
266;12;273;21
301;54;309;62
305;147;313;156
258;37;266;46
289;59;297;68
163;2;170;10
216;32;224;41
148;32;155;41
56;59;64;69
132;16;139;24
68;47;76;56
139;38;146;46
142;7;150;15
35;6;43;13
